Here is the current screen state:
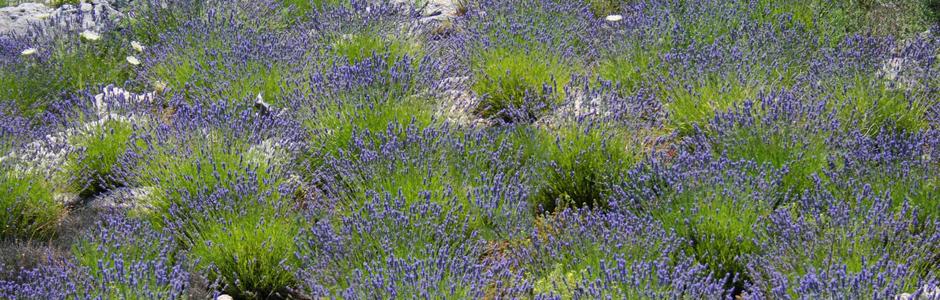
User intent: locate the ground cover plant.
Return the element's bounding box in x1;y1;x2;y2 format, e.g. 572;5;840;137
1;0;939;299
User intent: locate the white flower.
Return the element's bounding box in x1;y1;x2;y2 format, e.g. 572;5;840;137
605;15;623;22
80;30;100;41
131;41;145;52
126;56;141;66
20;48;38;56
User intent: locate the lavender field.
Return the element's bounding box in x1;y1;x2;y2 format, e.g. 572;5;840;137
0;0;939;299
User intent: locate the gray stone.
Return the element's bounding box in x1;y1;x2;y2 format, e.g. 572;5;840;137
0;2;54;36
0;0;121;37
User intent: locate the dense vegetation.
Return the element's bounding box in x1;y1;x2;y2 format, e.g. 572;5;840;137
1;0;938;298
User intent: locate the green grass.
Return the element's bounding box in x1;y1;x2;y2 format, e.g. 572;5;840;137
662;74;760;135
190;207;302;299
470;47;578;122
650;173;774;292
0;169;64;240
827;76;933;136
520;123;644;214
64;119;136;198
329;32;424;66
134;130;286;231
529;212;672;298
71;217;184;299
716;122;831;195
50;0;79;7
0;35;136;116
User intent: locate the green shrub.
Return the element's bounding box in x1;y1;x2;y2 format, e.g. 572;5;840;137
330;32;424;66
64;119;136;198
0;35;135;116
596;44;665;93
70;216;185;299
303;93;434;170
522;123;644;214
190;208;302;299
828;76;932;136
134;130;286;230
663;74;759;135
50;0;79;7
650;172;774;291
717;123;831;195
470;47;577;122
0;169;64;240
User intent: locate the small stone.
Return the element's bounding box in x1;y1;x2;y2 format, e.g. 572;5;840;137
79;30;100;41
20;48;37;56
255;93;271;115
605;14;623;22
126;56;140;66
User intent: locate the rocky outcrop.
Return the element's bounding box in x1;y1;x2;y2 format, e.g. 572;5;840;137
0;0;120;37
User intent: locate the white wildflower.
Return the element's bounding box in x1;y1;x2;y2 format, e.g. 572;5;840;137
131;41;145;52
80;30;100;41
20;48;37;56
126;56;141;66
605;15;623;22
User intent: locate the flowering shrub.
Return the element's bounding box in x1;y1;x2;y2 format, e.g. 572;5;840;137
1;0;939;298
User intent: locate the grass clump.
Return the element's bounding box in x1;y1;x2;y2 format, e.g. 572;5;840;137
520;123;644;214
329;32;424;66
828;76;933;136
649;168;774;293
64;119;136;198
190;208;302;299
0;35;135;116
470;47;577;123
70;215;187;299
0;169;64;240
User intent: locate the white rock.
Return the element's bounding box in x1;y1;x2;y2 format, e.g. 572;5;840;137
216;294;234;300
605;14;623;22
20;48;37;56
93;86;156;117
0;3;54;36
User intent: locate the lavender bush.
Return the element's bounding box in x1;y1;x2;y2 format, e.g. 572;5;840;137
0;0;938;298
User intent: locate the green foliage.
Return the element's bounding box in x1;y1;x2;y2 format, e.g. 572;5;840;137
587;0;631;17
190;208;301;299
122;0;204;46
303;91;434;170
64;119;136;198
828;76;932;136
521;123;644;214
50;0;79;8
596;44;665;93
663;74;759;135
470;47;577;122
0;169;64;240
528;212;672;298
650;172;773;291
330;32;424;66
71;217;183;299
717;123;831;195
147;37;293;104
0;35;136;116
134;130;286;230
